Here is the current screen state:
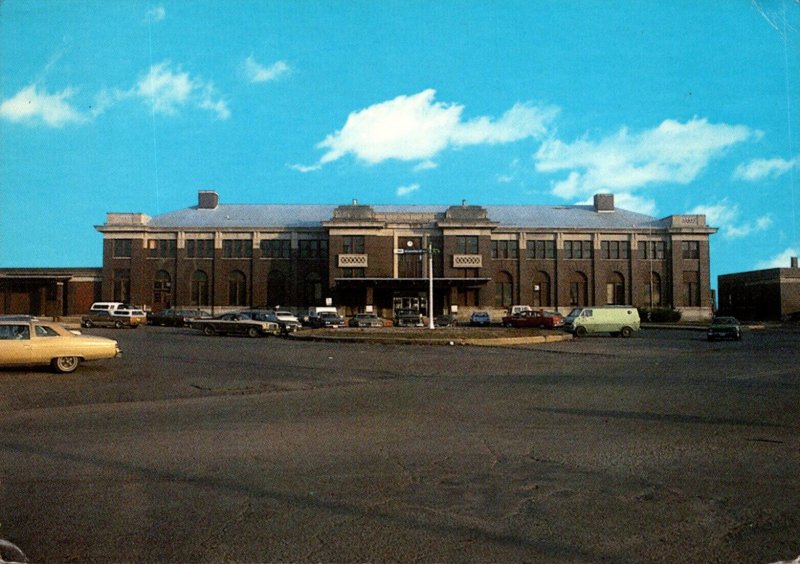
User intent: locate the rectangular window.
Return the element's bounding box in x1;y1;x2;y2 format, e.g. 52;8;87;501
112;269;130;302
683;271;700;306
342;236;365;254
564;241;593;259
456;236;479;255
186;239;214;258
491;240;518;259
299;239;328;259
601;241;630;260
639;241;666;260
147;239;177;258
681;241;700;259
342;268;365;278
113;239;132;258
261;239;291;258
494;282;512;307
223;239;253;258
527;240;555;259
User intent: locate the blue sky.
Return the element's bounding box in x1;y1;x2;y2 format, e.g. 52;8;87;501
1;1;799;287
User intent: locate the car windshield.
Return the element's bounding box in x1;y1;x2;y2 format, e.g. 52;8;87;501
713;317;738;325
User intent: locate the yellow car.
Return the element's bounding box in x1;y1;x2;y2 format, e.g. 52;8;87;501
0;320;121;373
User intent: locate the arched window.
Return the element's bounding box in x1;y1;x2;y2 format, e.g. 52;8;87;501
643;272;662;307
304;272;322;306
153;270;172;309
569;271;588;306
494;271;513;308
267;270;287;307
606;272;625;305
191;271;209;306
228;271;247;306
532;271;551;307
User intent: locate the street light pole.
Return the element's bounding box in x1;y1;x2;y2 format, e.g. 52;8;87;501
428;241;435;329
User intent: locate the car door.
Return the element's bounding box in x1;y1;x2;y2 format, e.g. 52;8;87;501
0;324;34;365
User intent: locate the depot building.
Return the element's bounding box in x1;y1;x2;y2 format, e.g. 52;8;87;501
95;191;717;321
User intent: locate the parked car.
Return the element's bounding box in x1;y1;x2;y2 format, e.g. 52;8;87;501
246;310;302;335
502;310;564;328
469;311;491;327
434;314;458;327
563;306;640;337
82;309;147;329
348;313;385;328
311;311;345;328
707;316;742;341
394;308;423;327
189;312;280;337
0;319;121;373
89;302;135;313
303;306;340;326
148;308;211;327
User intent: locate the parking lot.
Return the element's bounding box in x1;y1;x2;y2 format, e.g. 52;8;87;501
1;326;798;562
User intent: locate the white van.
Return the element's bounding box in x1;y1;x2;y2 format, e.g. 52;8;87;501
563;306;640;337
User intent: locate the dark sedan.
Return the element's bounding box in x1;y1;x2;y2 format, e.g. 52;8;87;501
501;310;564;328
311;312;345;328
707;317;742;341
348;313;385;328
148;308;211;327
246;310;302;335
189;313;280;338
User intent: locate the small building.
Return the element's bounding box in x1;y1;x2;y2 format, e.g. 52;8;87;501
717;257;800;321
0;268;102;317
95;191;718;321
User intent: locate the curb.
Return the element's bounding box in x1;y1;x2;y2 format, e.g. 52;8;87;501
289;332;573;347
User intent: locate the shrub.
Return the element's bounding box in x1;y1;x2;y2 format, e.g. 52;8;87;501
638;307;682;322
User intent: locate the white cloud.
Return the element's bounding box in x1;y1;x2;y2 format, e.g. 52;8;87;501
243;56;290;83
134;62;229;119
289;163;322;173
755;248;800;270
688;199;772;239
733;156;798;181
312;89;558;167
396;183;421;197
536;118;756;199
413;160;438;172
145;6;165;22
0;84;86;127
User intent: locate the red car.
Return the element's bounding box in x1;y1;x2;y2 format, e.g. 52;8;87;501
502;310;564;328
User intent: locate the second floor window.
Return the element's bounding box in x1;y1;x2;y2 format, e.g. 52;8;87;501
261;239;291;258
186;239;214;258
601;241;630;260
342;236;365;254
456;236;478;254
639;241;666;260
299;239;328;259
113;239;132;258
223;240;253;258
527;240;555;259
564;241;593;259
148;239;177;258
342;268;365;278
681;241;700;259
491;240;518;259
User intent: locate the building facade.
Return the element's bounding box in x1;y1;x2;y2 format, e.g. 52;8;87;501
718;257;800;321
0;268;102;317
96;191;718;321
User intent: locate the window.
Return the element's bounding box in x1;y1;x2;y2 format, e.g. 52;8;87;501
112;269;130;302
527;240;555;259
223;240;253;258
261;239;291;259
113;239;132;258
601;241;630;260
342;236;365;254
532;272;551;307
154;270;171;307
148;239;177;258
0;325;30;340
191;271;209;306
494;272;513;307
569;272;588;306
606;272;625;304
564;241;593;259
456;236;479;255
304;272;323;306
639;241;666;260
681;241;700;259
643;272;662;307
491;240;518;259
35;325;59;337
342;268;365;278
299;239;328;259
186;239;214;258
683;271;700;306
228;271;247;306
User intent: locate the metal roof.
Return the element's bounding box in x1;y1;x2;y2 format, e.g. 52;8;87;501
146;203;665;230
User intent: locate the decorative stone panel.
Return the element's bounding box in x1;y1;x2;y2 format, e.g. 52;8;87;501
338;254;368;268
453;254;482;268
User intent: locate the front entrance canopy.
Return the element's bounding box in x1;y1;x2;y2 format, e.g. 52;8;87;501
333;277;491;290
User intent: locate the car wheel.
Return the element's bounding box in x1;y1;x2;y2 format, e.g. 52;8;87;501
83;319;93;328
575;326;587;337
203;325;216;336
114;321;124;329
620;326;633;338
52;356;81;374
246;327;260;338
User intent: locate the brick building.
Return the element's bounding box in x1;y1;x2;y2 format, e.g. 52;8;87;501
718;257;800;321
95;191;717;321
0;268;102;317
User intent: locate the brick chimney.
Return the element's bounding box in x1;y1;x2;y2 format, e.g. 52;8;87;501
792;256;798;269
593;194;614;212
198;190;219;209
